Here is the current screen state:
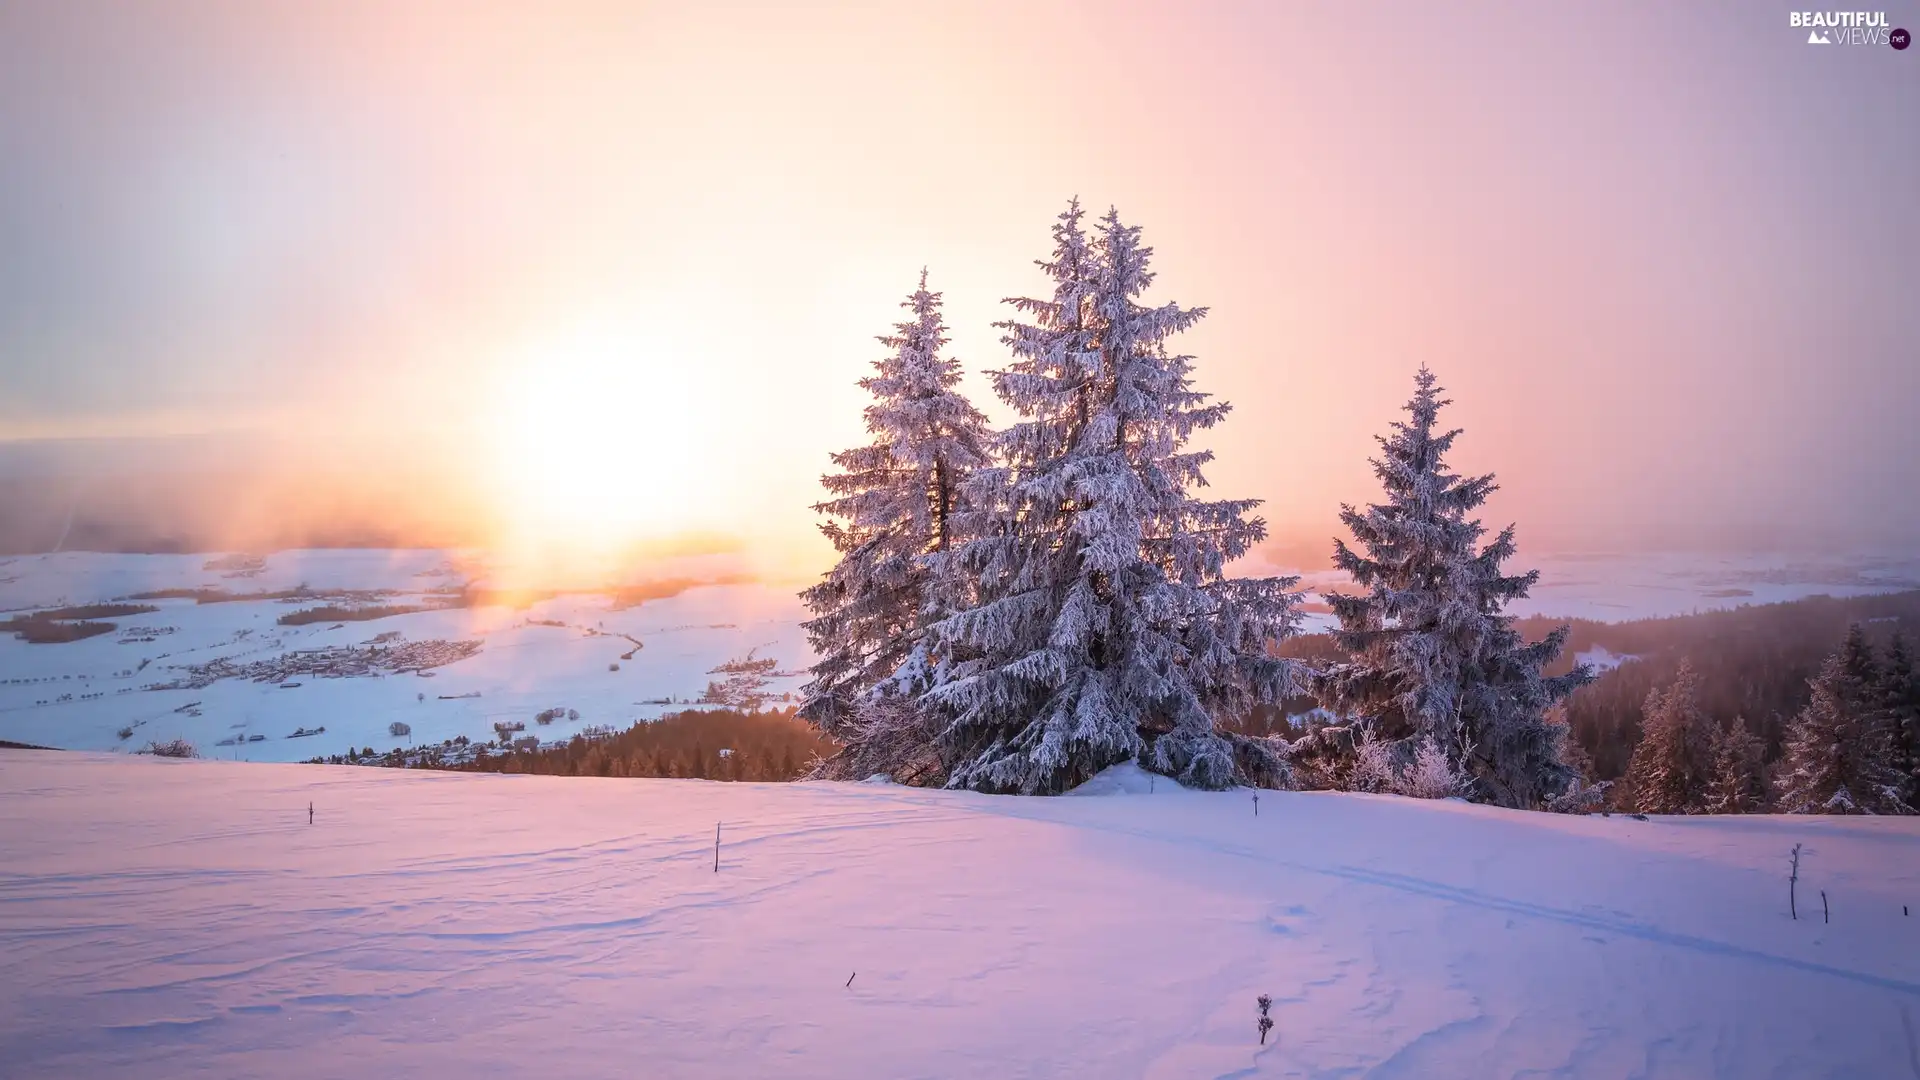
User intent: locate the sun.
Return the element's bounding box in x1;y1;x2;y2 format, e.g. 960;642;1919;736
483;318;720;556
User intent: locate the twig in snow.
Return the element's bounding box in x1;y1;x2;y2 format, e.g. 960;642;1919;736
1821;889;1829;925
1257;994;1273;1045
1789;843;1801;920
714;822;721;873
1253;793;1260;817
846;972;856;988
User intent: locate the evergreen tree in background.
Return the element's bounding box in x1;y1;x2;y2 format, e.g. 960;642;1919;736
800;271;991;747
1624;660;1715;814
1703;715;1766;814
1878;631;1920;810
925;202;1301;794
1551;704;1594;783
1774;628;1910;814
1317;368;1591;809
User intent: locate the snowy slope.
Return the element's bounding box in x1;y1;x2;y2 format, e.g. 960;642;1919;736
3;752;1917;1079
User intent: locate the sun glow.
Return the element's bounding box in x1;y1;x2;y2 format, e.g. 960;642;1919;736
484;317;731;562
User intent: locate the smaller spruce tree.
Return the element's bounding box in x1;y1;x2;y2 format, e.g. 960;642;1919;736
1624;660;1715;814
1702;716;1766;814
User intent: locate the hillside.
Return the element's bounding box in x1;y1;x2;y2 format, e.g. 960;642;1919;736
4;751;1917;1079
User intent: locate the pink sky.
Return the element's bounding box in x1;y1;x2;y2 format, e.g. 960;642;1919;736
1;2;1915;567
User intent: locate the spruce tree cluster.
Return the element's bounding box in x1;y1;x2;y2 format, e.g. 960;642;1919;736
801;200;1301;793
801;203;1615;804
802;199;1607;805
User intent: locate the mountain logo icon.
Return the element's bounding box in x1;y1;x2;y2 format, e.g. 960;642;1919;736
1808;29;1832;44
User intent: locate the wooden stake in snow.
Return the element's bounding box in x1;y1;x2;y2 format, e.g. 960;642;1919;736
846;971;856;988
1789;843;1801;920
714;822;721;873
1821;889;1829;924
1253;793;1260;817
1256;994;1273;1045
308;802;313;826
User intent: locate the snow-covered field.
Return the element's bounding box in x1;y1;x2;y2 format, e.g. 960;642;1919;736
0;550;811;760
2;548;1917;761
2;751;1917;1078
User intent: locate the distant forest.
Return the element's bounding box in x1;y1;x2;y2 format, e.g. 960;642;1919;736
1523;591;1920;781
321;708;834;782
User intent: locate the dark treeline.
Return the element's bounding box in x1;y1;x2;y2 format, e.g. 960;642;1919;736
276;604;439;627
324;708;835;782
2;603;159;643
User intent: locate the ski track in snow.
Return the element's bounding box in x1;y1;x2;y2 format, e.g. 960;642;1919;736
3;755;1918;1079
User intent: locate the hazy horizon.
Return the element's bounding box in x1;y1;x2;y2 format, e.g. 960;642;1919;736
3;1;1916;571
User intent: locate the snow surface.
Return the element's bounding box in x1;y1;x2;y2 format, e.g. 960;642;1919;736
3;751;1918;1079
0;551;810;760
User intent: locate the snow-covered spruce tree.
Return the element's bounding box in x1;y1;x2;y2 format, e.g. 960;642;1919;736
1316;368;1591;809
799;271;991;770
923;201;1302;794
1775;629;1911;815
1877;631;1920;810
1623;660;1715;814
1702;716;1766;814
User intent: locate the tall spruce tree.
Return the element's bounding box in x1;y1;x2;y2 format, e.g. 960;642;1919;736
924;201;1301;794
800;271;991;742
1774;630;1910;815
1318;367;1591;809
1624;660;1715;814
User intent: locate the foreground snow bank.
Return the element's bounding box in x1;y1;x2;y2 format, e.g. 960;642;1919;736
2;752;1917;1079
